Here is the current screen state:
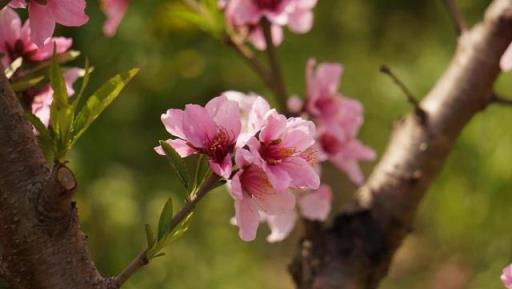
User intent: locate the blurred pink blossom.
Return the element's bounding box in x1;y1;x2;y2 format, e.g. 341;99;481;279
155;95;241;178
8;0;88;47
305;58;375;185
501;43;512;71
222;0;317;50
31;68;82;127
502;264;512;289
0;7;72;66
101;0;129;37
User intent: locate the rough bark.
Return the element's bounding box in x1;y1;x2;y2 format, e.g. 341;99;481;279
0;72;106;289
289;0;512;288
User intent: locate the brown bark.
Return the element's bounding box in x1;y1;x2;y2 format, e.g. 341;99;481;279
290;0;512;288
0;72;107;288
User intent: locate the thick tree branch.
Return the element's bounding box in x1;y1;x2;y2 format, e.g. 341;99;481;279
290;0;512;288
0;72;108;289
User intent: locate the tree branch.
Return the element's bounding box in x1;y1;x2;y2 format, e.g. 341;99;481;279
290;0;512;288
107;174;221;288
490;92;512;105
442;0;467;35
261;18;288;112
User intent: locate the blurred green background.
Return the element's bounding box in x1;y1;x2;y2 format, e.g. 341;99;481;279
61;0;512;288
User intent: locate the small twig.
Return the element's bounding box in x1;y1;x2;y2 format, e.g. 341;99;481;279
442;0;467;35
261;18;288;112
108;173;221;288
225;36;275;92
491;92;512;106
380;65;427;121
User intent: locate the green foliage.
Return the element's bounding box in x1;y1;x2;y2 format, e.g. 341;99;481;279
167;0;225;38
157;197;174;240
26;54;139;162
158;140;191;191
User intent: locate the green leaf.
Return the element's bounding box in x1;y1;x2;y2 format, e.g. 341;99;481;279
72;58;92;110
49;53;69;108
24;112;55;161
193;155;210;193
71;68;139;144
145;224;156;248
11;75;45;92
159;140;190;190
157;197;174;240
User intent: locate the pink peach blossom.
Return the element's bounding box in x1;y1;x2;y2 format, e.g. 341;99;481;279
502;264;512;289
230;148;296;241
0;7;72;66
155;95;241;178
101;0;129;37
31;68;82;127
247;110;320;192
9;0;88;47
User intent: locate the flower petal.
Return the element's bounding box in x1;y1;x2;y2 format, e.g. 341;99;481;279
29;2;55;47
265;211;296;242
182;104;217;148
101;0;128;37
48;0;89;27
29;36;72;61
299;185;332;221
0;7;21;52
154;139;197;157
205;96;241;139
161;109;186;139
235;198;260;241
208;154;233;179
259;110;287;143
252;188;295;215
281;157;320;189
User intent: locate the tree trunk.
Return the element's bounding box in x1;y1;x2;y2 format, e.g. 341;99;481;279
289;0;512;288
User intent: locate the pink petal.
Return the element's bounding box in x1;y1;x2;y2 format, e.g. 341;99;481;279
8;0;26;8
287;8;313;34
226;0;261;25
208;154;233;179
265;163;292;192
48;0;89;27
265;211;297;242
259;110;287;143
29;36;72;61
287;96;304;114
0;7;21;52
31;87;53;127
101;0;128;37
331;157;364;185
281;122;316;152
182;104;217;148
161;109;186;139
252;189;296;215
229;171;244;200
502;264;512;289
281;157;320;189
235;198;260;241
299;185;332;221
63;67;82;96
205;95;241;139
154;139;197;158
235;147;255;168
247;96;271;136
29;2;56;47
501;42;512;72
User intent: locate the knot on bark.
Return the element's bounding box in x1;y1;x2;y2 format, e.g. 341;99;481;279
33;163;77;237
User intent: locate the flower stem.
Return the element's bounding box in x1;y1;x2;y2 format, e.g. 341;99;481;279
261;18;288;112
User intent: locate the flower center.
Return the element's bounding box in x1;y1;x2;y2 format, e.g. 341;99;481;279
254;0;283;10
259;139;295;165
240;165;273;198
319;133;342;155
201;128;235;163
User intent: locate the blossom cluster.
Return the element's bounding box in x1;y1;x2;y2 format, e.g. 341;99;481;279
156;93;323;241
221;0;318;50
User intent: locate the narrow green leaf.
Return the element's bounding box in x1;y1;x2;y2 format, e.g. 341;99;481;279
11;76;45;92
145;224;156;248
157;197;174;240
193;155;209;193
153;252;166;258
71;68;139;144
159;140;190;190
49;53;69;108
72;58;92;110
24;112;55;161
